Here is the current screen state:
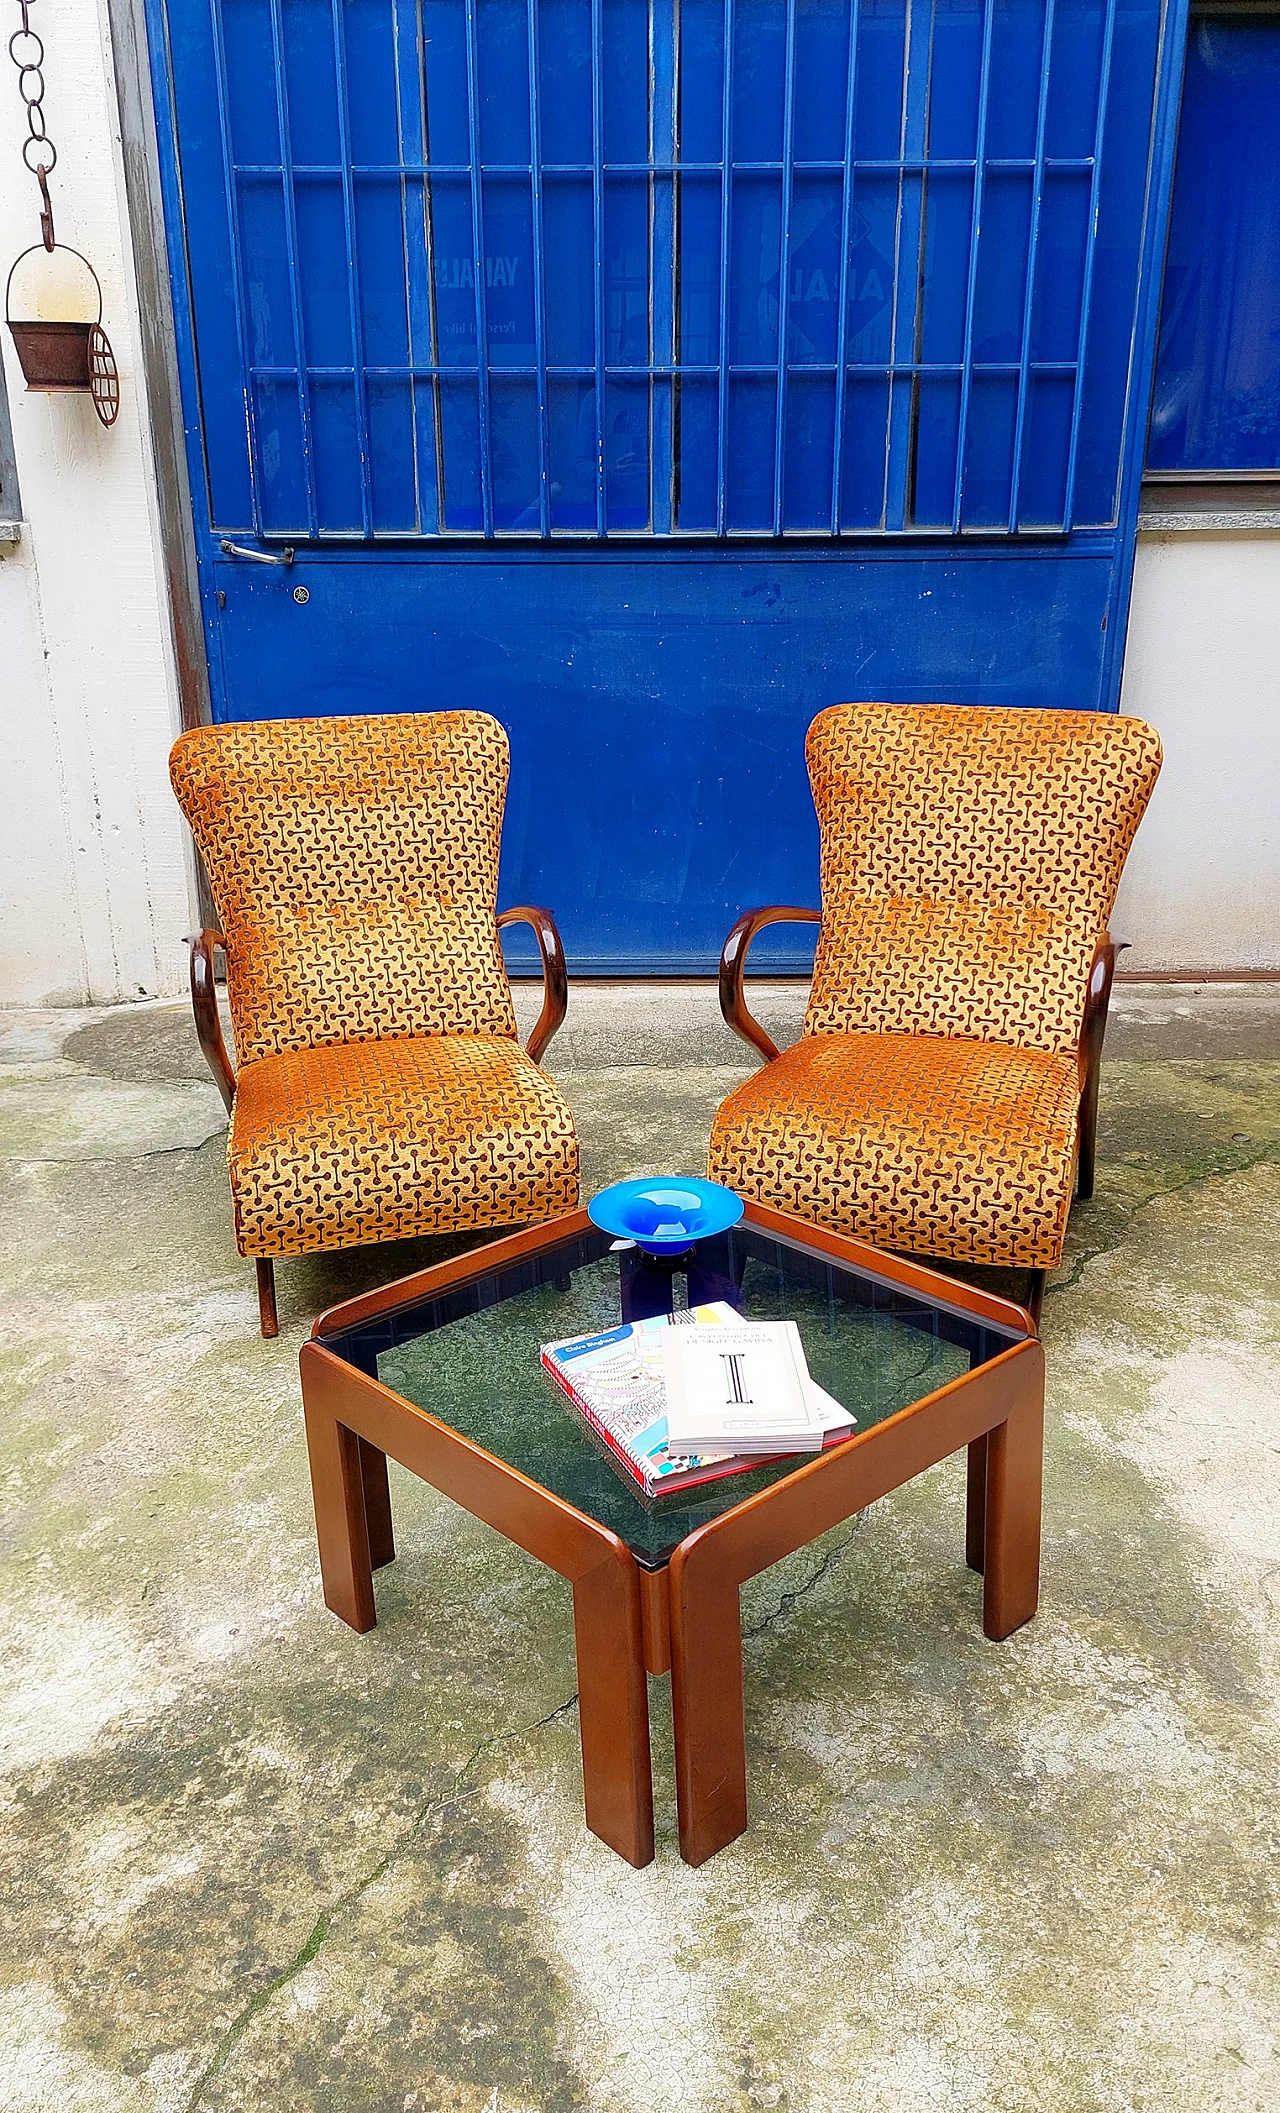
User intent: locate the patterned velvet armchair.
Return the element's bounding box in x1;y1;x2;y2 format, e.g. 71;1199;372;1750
709;703;1162;1316
170;712;579;1336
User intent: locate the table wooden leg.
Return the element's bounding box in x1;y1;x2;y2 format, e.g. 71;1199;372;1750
359;1437;396;1570
966;1434;987;1573
669;1566;747;1866
982;1386;1044;1642
572;1553;655;1868
638;1563;671;1675
303;1398;376;1633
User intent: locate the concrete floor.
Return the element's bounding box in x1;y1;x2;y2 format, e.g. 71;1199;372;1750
1;982;1278;2112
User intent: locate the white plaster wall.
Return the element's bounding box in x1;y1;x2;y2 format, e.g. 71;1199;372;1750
1115;531;1280;974
0;0;193;1007
0;540;84;1001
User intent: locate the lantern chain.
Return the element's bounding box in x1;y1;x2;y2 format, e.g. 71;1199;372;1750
8;0;56;250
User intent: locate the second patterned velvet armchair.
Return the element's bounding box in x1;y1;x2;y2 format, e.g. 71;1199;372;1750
170;711;579;1336
709;702;1162;1317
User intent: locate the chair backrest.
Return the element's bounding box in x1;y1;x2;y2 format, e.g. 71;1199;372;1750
804;703;1162;1056
170;712;518;1067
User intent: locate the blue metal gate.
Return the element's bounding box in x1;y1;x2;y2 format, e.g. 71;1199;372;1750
145;0;1187;968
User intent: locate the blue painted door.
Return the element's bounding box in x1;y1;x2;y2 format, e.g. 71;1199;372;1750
145;0;1186;969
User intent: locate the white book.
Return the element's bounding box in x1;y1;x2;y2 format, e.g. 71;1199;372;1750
662;1319;827;1454
542;1300;852;1497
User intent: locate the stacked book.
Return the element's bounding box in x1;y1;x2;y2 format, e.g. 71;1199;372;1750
541;1301;854;1499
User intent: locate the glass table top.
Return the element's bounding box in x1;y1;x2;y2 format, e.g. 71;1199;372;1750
321;1222;1020;1566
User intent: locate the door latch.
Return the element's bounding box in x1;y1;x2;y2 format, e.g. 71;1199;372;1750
219;539;295;566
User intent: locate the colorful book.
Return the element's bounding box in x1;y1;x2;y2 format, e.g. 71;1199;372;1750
541;1302;853;1499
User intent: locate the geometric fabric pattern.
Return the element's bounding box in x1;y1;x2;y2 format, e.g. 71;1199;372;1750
170;712;519;1067
169;711;579;1264
805;703;1163;1056
229;1034;580;1259
709;1030;1082;1271
711;701;1162;1274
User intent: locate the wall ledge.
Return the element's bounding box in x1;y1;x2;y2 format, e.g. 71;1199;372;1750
1138;509;1280;533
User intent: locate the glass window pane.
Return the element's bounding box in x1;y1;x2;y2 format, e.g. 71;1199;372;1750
1147;16;1280;474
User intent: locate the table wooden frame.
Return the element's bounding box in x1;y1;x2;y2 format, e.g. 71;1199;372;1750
300;1202;1044;1869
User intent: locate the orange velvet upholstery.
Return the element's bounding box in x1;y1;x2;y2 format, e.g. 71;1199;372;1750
804;703;1162;1054
170;712;518;1067
171;712;578;1263
710;703;1162;1274
711;1032;1081;1271
230;1034;578;1258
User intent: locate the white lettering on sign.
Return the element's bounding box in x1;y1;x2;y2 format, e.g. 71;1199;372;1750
436;256;520;291
791;265;885;304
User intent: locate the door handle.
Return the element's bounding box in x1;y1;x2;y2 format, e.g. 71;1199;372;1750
219;539;295;566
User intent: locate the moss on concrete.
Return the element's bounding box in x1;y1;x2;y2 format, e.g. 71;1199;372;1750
0;999;1277;2111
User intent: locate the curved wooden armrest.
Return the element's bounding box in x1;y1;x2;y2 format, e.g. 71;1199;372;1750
1077;931;1127;1092
718;905;822;1064
497;905;569;1066
1075;931;1128;1202
186;929;236;1114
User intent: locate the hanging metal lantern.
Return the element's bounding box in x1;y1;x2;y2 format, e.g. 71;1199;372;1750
5;243;119;426
6;2;118;427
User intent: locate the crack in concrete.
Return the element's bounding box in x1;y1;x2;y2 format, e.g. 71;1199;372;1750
1;1139;224;1167
1047;1140;1279;1305
741;1520;864;1643
182;1522;866;2108
182;1691;580;2112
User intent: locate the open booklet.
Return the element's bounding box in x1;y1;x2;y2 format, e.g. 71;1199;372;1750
541;1301;853;1500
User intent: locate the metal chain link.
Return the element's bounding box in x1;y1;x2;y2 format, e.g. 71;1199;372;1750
9;0;56;247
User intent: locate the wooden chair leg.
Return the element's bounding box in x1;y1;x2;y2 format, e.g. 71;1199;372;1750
1076;1090;1099;1202
256;1258;279;1338
1076;932;1124;1203
1025;1268;1045;1329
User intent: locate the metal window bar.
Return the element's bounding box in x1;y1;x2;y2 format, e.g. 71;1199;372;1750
1008;0;1060;531
714;0;735;535
330;0;376;538
462;0;495;536
254;357;1082;380
950;0;997;532
208;0;263;534
411;0;448;533
394;0;431;532
266;0;319;541
885;0;936;532
590;0;607;534
771;0;798;536
1062;0;1119;528
830;0;863;532
650;0;677;533
237;154;1097;177
526;0;552;536
905;7;934;530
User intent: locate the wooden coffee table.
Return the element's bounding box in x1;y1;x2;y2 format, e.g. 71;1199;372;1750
300;1202;1044;1867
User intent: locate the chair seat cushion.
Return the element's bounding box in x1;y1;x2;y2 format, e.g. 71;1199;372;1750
229;1034;579;1258
709;1031;1081;1271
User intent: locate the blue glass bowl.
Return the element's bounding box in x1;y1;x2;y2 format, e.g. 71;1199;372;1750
587;1176;744;1255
